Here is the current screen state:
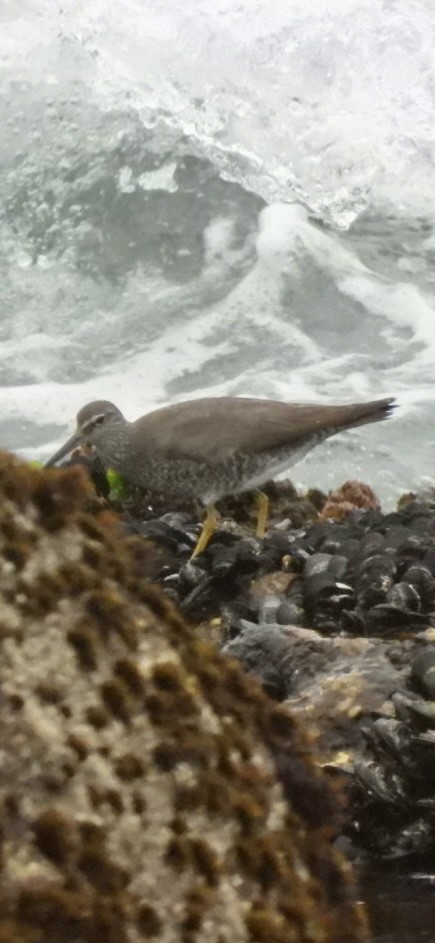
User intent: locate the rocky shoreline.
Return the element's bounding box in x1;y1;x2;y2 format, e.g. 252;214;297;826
2;451;435;941
56;454;435;865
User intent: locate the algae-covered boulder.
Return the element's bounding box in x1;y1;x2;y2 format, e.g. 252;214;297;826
0;453;368;943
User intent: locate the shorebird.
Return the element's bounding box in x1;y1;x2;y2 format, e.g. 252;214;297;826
45;395;396;555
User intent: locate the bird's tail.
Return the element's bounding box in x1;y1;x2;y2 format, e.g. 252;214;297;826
334;397;397;430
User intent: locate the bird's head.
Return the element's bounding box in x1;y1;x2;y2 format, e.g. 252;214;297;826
45;400;125;467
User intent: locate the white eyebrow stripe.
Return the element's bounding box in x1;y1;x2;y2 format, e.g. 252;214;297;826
81;414;106;432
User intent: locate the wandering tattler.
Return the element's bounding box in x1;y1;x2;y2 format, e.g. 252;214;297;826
45;395;396;555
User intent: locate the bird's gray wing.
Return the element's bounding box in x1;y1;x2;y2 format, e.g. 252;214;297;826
132;396;394;464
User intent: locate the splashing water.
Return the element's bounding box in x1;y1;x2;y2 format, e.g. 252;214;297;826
1;0;435;503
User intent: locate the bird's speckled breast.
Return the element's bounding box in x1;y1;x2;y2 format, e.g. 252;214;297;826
96;433;326;504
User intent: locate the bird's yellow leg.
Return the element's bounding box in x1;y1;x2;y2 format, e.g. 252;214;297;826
191;505;219;559
255;490;269;538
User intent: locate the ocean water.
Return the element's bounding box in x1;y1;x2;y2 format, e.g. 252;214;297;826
2;0;435;508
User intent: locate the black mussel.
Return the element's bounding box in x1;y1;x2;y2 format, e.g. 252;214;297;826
160;571;181;594
365;604;428;634
300;521;346;551
387;819;434;857
327;554;350;579
382;525;410;549
355;509;384;528
341;609;366;634
304;552;349;588
355;553;397;588
304;552;337;578
408;730;435;782
423;547;435;576
313;603;354;633
310;590;355;632
304;573;354;619
181;574;238;621
234;537;261;564
391;690;420;721
382;512;408;528
313;584;355;609
353;760;407;804
356;580;394;610
259;530;292;566
392;691;435;729
386;582;421;612
304;552;351;614
410;647;435;699
224;598;262;636
339;537;361;558
160;511;197;529
358;532;387;556
317;538;342;554
318;533;358;554
402;565;435;607
325;585;355;606
216;539;260;578
177;559;209;593
308;573;354;599
400;503;433;527
261;530;307;570
396;535;427;572
138;517;196;552
210;550;243;578
363;717;410;762
416;797;435;811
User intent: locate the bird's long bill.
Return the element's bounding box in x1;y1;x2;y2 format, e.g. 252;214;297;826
45;432;82;468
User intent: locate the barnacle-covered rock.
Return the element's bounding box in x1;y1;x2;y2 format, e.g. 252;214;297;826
0;452;368;943
319;480;381;520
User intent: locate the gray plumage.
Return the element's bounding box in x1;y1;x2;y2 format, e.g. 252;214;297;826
46;395;396;503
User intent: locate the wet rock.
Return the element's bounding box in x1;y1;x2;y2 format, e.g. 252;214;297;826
276;599;305;626
224;622;413;762
222;621;294;700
